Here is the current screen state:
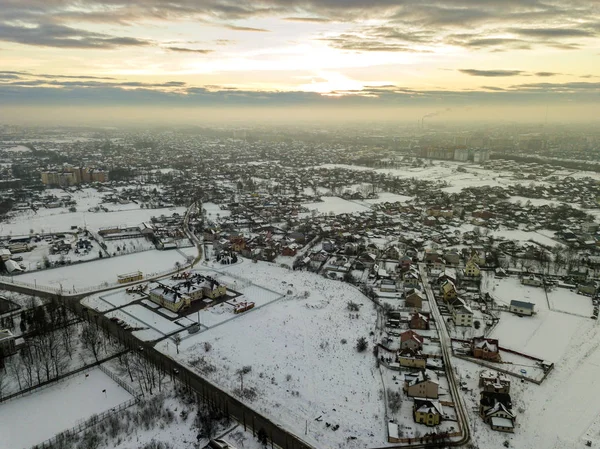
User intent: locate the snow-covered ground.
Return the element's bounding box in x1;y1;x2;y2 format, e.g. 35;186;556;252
462;274;600;448
302;196;370;215
16;250;188;291
0;368;133;449
0;196;185;235
203;202;231;219
485;277;586;361
507;196;564;208
492;228;559;247
156;261;386;449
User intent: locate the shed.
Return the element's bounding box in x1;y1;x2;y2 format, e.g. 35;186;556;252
509;300;535;316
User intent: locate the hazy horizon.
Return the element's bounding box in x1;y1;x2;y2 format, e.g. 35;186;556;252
1;0;599;125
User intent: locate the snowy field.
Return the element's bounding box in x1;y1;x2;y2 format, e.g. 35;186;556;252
507;196;564;207
316;163;554;193
485;277;586;361
0;368;133;449
203;202;231;218
0;197;185;235
157;262;386;449
302;196;370;215
16;250;188;290
467;275;600;448
548;288;593;316
492;228;559;247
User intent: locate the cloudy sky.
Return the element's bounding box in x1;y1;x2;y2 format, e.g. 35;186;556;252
0;0;599;119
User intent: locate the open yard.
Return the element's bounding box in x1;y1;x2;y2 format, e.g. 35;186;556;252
16;249;189;291
0;368;134;449
463;274;600;449
156;261;386;449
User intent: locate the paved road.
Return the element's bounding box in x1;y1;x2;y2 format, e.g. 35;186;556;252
418;263;471;447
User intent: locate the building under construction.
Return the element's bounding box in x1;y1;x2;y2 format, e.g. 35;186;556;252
419;147;490;163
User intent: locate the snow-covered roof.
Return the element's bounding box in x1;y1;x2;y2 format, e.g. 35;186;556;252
510;300;535;310
491;417;514;428
5;259;22;273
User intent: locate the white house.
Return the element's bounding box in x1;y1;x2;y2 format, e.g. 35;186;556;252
509;300;535;316
452;298;473;327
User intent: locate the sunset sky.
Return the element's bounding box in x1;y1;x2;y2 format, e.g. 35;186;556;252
1;0;599;119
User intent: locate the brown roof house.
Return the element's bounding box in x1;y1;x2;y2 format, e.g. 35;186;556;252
472;337;501;362
410;312;430;330
400;329;424;351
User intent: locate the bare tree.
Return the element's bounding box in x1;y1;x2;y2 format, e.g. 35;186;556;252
81;323;102;363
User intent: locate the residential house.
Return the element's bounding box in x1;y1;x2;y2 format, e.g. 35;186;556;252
463;259;481;278
403;269;421;288
322;239;336;252
443;250;461;266
521;275;543;287
398;349;427;369
468;249;486;266
385;246;401;260
479;371;511;394
424;249;443;264
509;300;535;316
410;312;430;331
405;288;425;309
381;279;398;292
437;268;457;285
404;369;439;399
413;398;444;427
479;391;515;433
440;280;458;302
472;337;501;362
452;298;474;327
281;243;299;257
400;330;424;351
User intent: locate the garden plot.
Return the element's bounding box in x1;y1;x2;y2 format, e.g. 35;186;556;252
102;237;155;256
202;202;231;219
16;249;187;291
547;288;592;316
485;277;586;362
0;368;133;449
157;263;387;449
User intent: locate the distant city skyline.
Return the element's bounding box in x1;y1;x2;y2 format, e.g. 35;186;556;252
1;0;599;120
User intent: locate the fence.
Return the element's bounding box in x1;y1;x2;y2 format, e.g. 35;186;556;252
0;258;195;297
0;366;96;405
0;351;128;404
32;397;138;449
97;364;141;399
